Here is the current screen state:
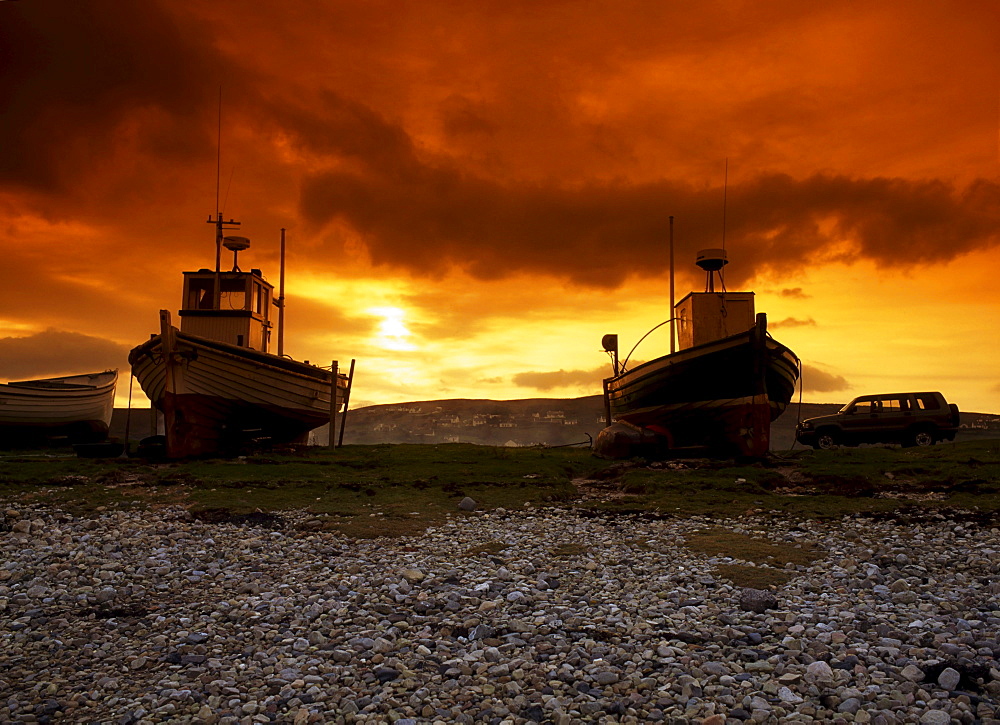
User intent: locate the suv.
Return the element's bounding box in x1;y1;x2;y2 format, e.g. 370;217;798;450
796;392;960;449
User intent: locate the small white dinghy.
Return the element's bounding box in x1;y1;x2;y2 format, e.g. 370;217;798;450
0;370;118;443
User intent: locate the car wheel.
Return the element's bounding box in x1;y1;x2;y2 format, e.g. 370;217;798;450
910;430;935;447
814;431;838;450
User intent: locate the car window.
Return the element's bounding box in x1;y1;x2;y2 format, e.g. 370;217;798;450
915;394;940;410
879;398;906;413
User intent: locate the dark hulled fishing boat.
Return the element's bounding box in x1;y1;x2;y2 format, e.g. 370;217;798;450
599;249;799;457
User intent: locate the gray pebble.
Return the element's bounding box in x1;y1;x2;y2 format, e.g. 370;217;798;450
0;503;995;724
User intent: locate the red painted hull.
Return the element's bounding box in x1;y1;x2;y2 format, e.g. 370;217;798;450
130;328;346;458
603;314;799;457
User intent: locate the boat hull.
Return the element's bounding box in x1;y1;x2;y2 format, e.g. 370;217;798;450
603;316;799;457
129;329;347;457
0;370;118;443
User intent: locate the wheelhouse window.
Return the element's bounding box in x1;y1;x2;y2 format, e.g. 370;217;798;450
220;277;248;311
185;278;215;310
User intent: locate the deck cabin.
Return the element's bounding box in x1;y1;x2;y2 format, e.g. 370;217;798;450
674;248;756;350
178;267;274;352
674;291;755;350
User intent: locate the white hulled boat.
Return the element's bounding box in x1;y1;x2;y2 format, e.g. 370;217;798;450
129;216;351;457
0;370;118;443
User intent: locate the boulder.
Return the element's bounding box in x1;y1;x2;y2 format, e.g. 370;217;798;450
593;422;668;459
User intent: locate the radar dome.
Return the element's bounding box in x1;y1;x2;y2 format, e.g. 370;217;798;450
695;248;728;272
223;236;251;252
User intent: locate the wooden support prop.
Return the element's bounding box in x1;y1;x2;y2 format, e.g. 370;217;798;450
121;373;134;457
602;378;612;429
328;360;339;449
159;310;177;400
337;358;356;447
159;310;178;457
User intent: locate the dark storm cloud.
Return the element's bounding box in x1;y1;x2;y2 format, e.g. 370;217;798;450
0;329;129;380
6;1;997;292
0;0;222;192
801;364;849;394
300;138;1000;286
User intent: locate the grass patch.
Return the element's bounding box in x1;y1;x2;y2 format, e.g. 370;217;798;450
0;444;604;534
685;526;822;589
685;527;820;566
550;543;590;557
598;440;1000;519
466;540;510;556
796;440;1000;493
327;513;444;539
714;564;796;589
0;440;997;535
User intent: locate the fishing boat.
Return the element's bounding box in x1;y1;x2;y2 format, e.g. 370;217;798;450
129;215;352;458
0;370;118;443
598;248;800;458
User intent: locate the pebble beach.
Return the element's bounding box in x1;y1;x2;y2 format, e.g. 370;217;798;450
2;504;999;724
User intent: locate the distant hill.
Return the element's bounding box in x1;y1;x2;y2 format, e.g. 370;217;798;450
110;398;999;450
314;398;1000;451
337;396;606;448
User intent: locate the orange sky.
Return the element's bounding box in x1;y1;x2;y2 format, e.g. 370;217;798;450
1;0;998;413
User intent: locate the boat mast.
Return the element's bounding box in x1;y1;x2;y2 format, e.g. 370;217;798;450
214;89;222;305
669;215;675;354
208;212;242;307
208;88;240;307
721;158;728;290
277;228;287;357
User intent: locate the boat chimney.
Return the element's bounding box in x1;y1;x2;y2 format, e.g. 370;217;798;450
695;248;728;292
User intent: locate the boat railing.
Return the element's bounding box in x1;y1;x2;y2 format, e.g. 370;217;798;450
617;318;678;374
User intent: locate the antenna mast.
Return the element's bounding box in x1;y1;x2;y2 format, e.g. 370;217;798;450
669;215;675;354
721;158;728;289
215;87;222;277
277;228;287;357
209;88;240;306
722;158;728;251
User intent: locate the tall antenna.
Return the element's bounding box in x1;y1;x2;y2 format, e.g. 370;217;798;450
721;158;728;289
669;215;675;354
722;157;728;251
208;87;240;306
214;87;223;277
216;86;222;221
